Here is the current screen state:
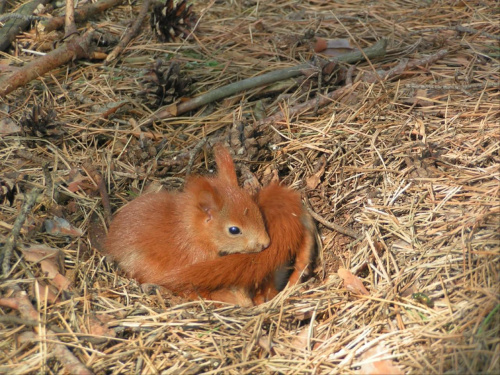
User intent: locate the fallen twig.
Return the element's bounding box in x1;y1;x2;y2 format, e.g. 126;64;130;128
261;48;449;126
409;24;500;41
258;81;360;128
105;0;151;63
142;39;388;125
0;29;95;97
37;0;123;33
82;162;112;224
1;188;42;276
405;82;498;90
64;0;77;38
0;14;44;22
363;49;448;83
185;138;208;175
0;0;51;52
306;204;361;239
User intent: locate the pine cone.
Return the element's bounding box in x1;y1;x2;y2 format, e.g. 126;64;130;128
139;60;192;108
20;105;59;138
0;178;16;206
151;0;196;42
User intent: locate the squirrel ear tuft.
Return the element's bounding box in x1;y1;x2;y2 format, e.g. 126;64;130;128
214;144;238;186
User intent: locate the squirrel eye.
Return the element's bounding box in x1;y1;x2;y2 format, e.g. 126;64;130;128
228;226;241;235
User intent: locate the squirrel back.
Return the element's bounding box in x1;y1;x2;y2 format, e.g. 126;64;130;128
105;145;270;286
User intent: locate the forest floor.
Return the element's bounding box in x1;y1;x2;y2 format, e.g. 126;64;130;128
0;0;499;374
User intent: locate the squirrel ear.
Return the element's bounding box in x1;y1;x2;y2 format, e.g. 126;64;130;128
194;179;222;222
214;144;238;186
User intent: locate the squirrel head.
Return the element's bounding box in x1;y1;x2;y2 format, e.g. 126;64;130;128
184;145;270;255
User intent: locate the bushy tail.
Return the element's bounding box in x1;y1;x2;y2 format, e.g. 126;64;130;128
158;184;307;292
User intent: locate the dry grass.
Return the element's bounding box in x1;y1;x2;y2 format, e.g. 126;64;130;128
1;0;499;373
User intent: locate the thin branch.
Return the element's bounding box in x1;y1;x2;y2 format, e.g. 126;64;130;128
0;14;44;22
405;82;498;90
305;204;361;240
64;0;77;37
185;138;208;175
0;0;51;52
1;188;41;276
409;24;500;41
105;0;151;63
261;48;449;126
37;0;123;33
142;39;388;125
363;49;448;83
258;81;360;128
0;29;95;97
82;162;112;225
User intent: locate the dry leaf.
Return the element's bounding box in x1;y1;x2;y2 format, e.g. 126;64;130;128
21;244;60;262
44;216;83;237
66;168;92;193
87;315;116;339
412;88;445;107
21;245;72;293
338;267;369;295
33;281;59;304
358;343;403;375
52;273;72;292
306;155;327;189
21;245;64;275
290;327;312;350
88;212;107;252
293;309;314;321
257;335;274;354
0;118;21;135
40;257;61;278
314;37;356;57
67;179;90;193
165;103;178;116
306;174;321;190
143;181;164;195
253;100;267;121
391;239;412;251
400;284;417;298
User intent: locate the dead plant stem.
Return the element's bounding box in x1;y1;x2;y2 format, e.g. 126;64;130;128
1;188;42;276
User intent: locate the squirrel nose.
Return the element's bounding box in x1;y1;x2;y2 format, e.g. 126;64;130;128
261;235;270;250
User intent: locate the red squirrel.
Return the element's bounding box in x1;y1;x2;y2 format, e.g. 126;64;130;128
157;182;316;305
105;145;270;306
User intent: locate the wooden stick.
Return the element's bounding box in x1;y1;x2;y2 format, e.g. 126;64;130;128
64;0;77;37
1;188;41;276
37;0;123;33
142;39;388;125
0;29;95;97
260;48;449;127
105;0;151;63
305;204;361;239
0;0;51;52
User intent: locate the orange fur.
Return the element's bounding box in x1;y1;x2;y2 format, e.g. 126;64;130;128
157;183;316;304
105;145;270;306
